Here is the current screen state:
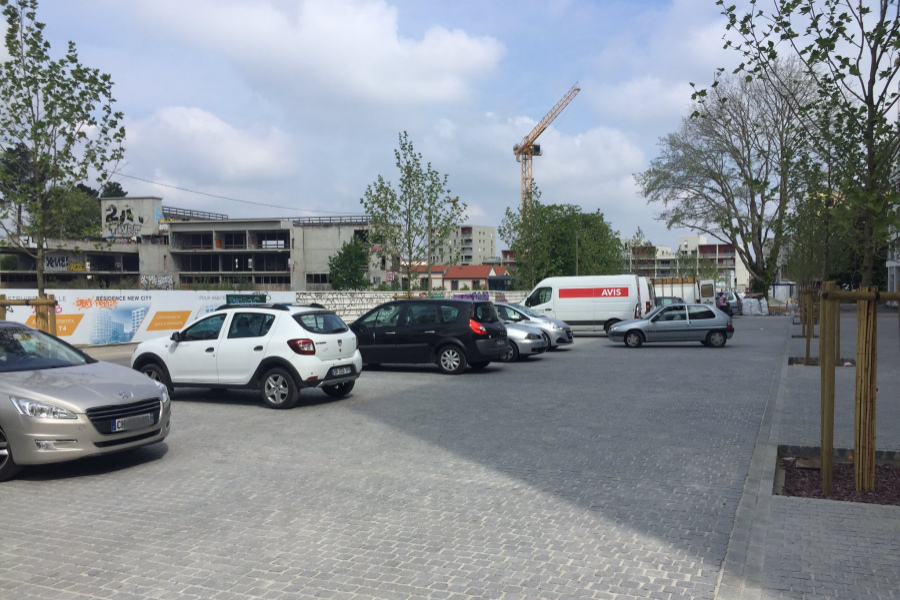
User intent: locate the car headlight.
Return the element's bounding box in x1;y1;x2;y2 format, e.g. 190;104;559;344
10;396;77;419
155;382;170;407
548;322;561;330
526;333;542;340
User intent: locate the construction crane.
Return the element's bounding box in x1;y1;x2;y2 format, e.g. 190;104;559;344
513;83;581;207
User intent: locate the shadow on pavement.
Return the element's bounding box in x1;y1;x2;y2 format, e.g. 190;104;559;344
20;442;169;481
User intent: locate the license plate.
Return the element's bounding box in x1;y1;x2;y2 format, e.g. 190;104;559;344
495;339;506;347
331;366;352;376
111;413;154;432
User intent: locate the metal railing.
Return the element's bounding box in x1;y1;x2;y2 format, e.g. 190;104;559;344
292;215;371;226
163;206;229;220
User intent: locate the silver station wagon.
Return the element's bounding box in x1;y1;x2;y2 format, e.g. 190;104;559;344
607;303;734;348
0;322;171;482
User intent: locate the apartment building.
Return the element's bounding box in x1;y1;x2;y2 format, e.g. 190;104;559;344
623;234;751;290
431;225;498;266
0;197;388;291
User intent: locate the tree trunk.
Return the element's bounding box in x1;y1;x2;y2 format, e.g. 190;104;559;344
36;237;45;298
860;208;875;287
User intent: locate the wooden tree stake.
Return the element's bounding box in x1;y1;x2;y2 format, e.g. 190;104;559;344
854;286;878;491
820;283;836;495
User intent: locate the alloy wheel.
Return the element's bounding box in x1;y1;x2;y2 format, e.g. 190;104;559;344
143;368;161;382
440;349;461;372
0;430;9;469
265;374;290;404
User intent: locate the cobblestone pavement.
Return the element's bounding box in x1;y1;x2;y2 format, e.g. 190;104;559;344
762;497;900;599
780;309;900;451
1;319;791;600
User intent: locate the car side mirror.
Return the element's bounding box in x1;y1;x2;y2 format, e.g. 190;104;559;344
650;316;659;323
170;332;181;342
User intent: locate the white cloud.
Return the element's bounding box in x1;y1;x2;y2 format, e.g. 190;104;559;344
129;0;505;108
125;107;295;185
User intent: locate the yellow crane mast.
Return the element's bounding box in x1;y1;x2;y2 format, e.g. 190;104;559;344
513;82;581;207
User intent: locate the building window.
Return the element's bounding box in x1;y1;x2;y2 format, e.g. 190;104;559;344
256;231;289;249
222;232;246;249
306;273;330;284
451;280;459;290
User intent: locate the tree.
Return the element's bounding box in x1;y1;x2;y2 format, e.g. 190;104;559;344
636;64;813;287
0;0;125;296
361;132;465;295
708;0;900;286
328;237;371;291
100;180;126;198
499;185;622;289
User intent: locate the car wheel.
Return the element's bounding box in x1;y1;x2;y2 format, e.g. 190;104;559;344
470;361;490;370
437;346;467;375
0;428;22;483
140;362;173;394
625;331;644;348
499;342;519;363
707;331;727;348
322;381;355;398
260;368;299;409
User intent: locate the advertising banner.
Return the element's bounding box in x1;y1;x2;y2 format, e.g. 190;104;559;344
0;289;295;346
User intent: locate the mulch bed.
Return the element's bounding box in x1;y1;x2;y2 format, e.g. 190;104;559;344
781;459;900;505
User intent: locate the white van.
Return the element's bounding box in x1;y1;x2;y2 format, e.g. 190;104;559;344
522;275;642;333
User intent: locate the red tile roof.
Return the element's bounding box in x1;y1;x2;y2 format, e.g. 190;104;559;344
493;266;506;277
407;265;447;274
444;265;494;280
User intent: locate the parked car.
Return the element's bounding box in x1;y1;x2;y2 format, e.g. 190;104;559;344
131;303;361;409
521;275;642;334
725;290;742;315
493;302;574;349
497;321;548;362
0;321;171;482
654;296;685;307
349;299;507;374
607;303;734;348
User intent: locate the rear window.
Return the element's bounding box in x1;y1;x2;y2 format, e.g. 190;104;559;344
473;302;499;323
294;312;349;334
700;283;715;298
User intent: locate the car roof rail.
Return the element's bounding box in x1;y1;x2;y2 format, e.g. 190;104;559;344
214;303;291;311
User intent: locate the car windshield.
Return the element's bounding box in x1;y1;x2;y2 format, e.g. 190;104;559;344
0;328;90;373
644;306;666;320
515;305;541;318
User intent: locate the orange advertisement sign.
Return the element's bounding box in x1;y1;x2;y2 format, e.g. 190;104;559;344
146;310;192;331
25;314;85;337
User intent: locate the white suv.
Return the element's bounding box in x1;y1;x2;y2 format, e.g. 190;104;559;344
131;304;362;409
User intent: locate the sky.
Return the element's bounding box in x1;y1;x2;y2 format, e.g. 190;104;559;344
36;0;737;250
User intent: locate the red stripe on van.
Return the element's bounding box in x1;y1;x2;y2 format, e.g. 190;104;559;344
559;287;629;299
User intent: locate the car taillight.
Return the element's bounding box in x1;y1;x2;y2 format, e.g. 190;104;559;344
646;301;651;313
287;339;315;355
634;304;640;318
469;319;487;335
726;322;733;329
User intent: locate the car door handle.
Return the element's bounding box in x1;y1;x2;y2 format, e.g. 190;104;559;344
205;347;215;353
254;345;263;351
423;330;435;334
385;331;396;335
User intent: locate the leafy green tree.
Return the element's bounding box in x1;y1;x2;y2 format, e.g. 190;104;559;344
361;132;465;295
328;237;371;290
706;0;900;286
100;180;126;198
637;63;813;285
0;0;126;296
500;185;622;290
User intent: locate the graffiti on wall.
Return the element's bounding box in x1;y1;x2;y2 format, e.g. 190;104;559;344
44;254;85;272
140;275;174;290
105;203;145;238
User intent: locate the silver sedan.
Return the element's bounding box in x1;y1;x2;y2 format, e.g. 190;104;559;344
494;302;574;349
607;303;734;348
497;322;548;362
0;322;171;482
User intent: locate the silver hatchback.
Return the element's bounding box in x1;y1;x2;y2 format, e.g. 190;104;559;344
0;322;171;482
607;303;734;348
